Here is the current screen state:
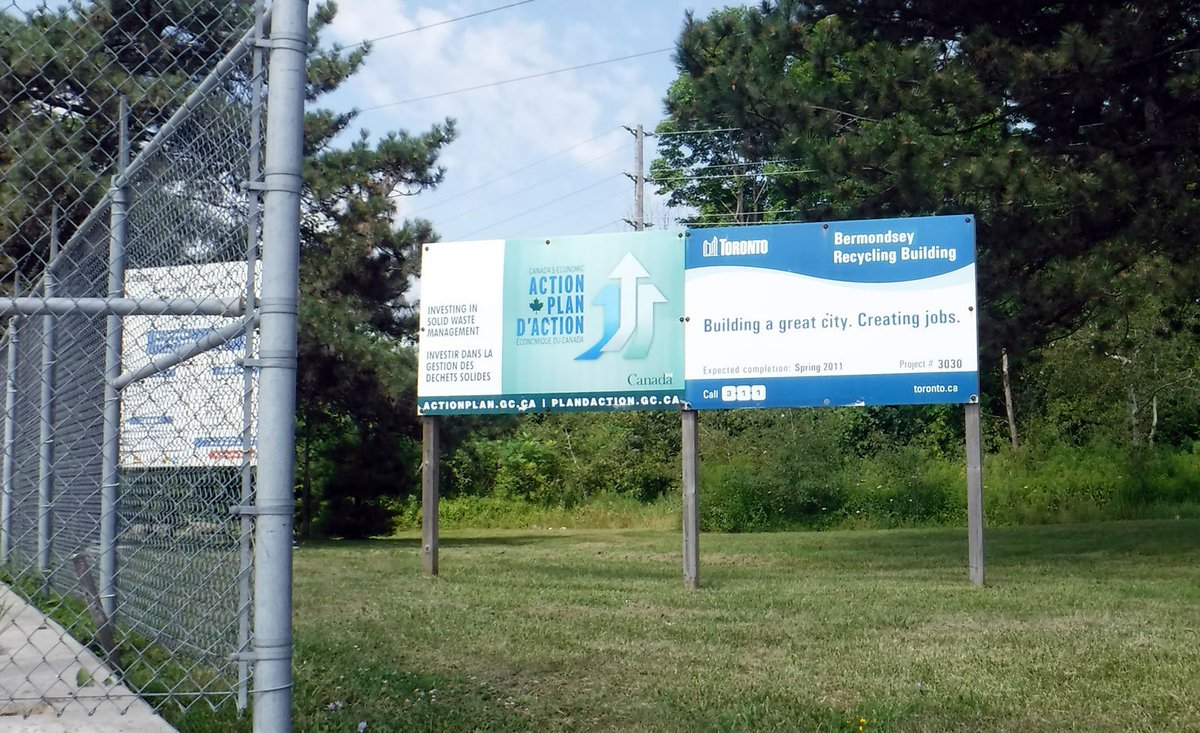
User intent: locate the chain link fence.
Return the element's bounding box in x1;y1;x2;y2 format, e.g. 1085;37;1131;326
0;1;300;726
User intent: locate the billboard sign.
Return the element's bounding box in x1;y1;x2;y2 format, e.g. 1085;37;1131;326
684;215;978;409
120;262;256;466
417;231;685;414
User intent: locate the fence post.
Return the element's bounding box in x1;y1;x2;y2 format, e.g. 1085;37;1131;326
0;315;19;563
254;0;307;728
37;209;60;578
237;4;268;714
99;99;130;623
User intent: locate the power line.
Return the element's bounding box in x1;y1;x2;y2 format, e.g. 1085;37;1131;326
514;188;632;236
686;207;808;222
693;219;807;227
359;48;673;111
689;207;806;218
450;174;625;240
435;143;627;222
397;127;623;210
583;219;627;234
656;158;803;172
347;1;537;49
649;168;816;183
653;127;743;138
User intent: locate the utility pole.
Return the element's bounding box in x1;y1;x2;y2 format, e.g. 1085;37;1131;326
624;124;646;230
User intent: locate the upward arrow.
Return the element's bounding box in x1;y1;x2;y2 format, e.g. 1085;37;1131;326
623;282;666;359
575;284;620;361
601;252;649;353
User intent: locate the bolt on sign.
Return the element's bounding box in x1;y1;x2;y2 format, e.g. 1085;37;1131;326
417;231;686;414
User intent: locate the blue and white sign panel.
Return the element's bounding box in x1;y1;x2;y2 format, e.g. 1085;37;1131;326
120;262;257;467
685;215;978;409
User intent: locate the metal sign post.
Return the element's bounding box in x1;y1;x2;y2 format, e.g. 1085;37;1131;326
965;401;985;585
681;409;700;589
422;415;440;577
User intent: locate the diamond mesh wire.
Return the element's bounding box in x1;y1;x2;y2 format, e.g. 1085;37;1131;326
0;0;266;719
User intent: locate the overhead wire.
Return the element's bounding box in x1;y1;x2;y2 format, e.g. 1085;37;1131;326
514;188;632;236
694;219;807;227
688;206;807;217
649;168;816;182
685;207;809;223
359;48;673;111
655;158;802;172
436;143;628;222
332;3;790;236
346;0;537;49
328;2;807;237
652;126;743;138
583;219;627;234
407;136;626;219
430;151;812;237
396;127;623;210
449;173;626;240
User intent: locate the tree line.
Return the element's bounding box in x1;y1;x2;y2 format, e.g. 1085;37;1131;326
2;1;1195;538
432;0;1198;535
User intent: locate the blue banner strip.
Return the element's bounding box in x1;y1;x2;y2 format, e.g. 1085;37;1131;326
418;389;685;415
686;371;980;409
687;215;975;283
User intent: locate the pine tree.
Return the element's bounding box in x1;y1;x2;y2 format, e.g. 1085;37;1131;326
656;1;1200;364
1;1;456;537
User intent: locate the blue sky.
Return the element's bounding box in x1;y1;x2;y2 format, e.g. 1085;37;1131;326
320;0;731;243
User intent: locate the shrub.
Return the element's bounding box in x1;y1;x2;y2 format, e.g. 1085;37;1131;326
446;431;571;505
315;494;397;539
699;435;847;532
837;447;963;527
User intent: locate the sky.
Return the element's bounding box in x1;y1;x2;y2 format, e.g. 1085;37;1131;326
320;0;731;243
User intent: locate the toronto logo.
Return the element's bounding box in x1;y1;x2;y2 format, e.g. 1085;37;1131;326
576;253;665;360
701;235;768;257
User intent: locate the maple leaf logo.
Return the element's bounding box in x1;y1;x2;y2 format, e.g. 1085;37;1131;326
529;298;544;312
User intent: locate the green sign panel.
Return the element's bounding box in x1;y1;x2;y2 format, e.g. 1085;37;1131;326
417;231;685;414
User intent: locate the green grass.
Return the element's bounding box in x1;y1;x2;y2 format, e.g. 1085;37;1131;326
394;491;682;532
291;519;1200;732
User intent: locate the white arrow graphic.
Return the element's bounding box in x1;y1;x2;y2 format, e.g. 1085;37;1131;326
601;252;649;353
624;282;665;359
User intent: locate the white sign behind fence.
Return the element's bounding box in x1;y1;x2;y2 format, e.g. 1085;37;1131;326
120;262;256;467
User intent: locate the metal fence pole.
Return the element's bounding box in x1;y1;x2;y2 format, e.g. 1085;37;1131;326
37;210;60;577
99;99;130;622
237;5;267;712
253;0;307;727
0;316;19;563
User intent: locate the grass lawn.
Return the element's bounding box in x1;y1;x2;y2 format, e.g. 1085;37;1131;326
291;519;1200;732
